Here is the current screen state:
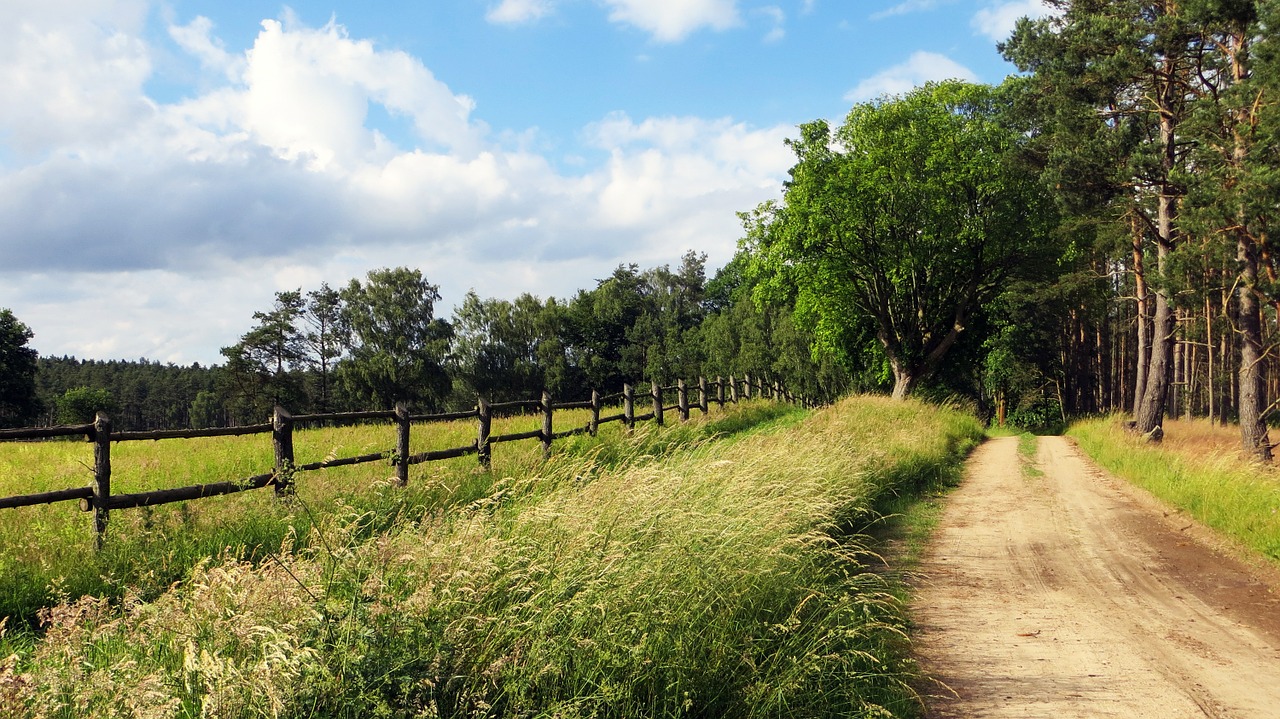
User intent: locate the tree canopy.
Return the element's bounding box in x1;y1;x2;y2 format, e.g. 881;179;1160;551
744;81;1058;399
0;309;39;428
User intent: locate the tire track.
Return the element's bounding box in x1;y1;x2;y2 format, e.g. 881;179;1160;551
913;436;1280;718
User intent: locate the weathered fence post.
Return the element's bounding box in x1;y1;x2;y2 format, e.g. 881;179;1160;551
590;389;601;436
715;376;724;407
272;406;295;496
698;376;709;414
744;373;753;400
92;412;111;550
394;402;411;486
652;380;664;426
729;374;739;403
678;379;689;421
541;390;554;459
624;383;635;431
477;397;492;469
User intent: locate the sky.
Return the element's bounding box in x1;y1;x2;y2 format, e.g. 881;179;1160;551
0;0;1053;366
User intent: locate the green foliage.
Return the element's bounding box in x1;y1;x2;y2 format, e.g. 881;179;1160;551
188;390;220;430
745;81;1058;400
450;291;574;402
219;290;308;423
302;282;346;412
338;267;453;411
0;309;40;428
54;387;116;425
562;252;709;394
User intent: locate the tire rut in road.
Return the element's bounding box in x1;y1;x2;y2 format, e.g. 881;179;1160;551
912;436;1280;719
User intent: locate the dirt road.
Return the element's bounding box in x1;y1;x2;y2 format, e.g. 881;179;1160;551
913;436;1280;719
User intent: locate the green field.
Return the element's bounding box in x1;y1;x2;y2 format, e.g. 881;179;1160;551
1069;416;1280;563
0;405;784;624
1;396;983;719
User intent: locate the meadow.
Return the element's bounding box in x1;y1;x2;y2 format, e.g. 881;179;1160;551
0;395;983;719
0;404;792;625
1069;416;1280;563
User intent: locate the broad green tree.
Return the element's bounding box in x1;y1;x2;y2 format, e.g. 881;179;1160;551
56;386;117;425
747;81;1056;400
338;267;453;410
451;291;555;401
0;308;40;427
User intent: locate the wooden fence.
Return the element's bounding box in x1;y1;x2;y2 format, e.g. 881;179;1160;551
0;374;799;548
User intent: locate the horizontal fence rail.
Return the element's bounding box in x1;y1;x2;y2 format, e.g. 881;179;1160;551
0;373;805;547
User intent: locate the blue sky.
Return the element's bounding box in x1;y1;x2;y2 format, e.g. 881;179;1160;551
0;0;1051;365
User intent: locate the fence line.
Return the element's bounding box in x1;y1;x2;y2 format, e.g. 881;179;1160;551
0;374;803;547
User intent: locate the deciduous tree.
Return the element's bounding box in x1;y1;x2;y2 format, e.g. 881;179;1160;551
746;81;1056;399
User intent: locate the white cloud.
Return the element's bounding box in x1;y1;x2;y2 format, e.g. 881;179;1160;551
241;18;480;170
972;0;1056;43
0;7;794;364
602;0;742;42
168;16;242;81
870;0;946;20
0;0;153;159
756;6;786;43
844;51;977;102
486;0;555;24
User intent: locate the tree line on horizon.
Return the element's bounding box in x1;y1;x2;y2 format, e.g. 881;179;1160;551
4;1;1280;460
1;252;849;432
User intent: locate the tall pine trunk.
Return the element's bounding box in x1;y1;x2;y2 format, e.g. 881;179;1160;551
1237;233;1271;459
1134;77;1180;436
1132;214;1150;414
1229;34;1272;460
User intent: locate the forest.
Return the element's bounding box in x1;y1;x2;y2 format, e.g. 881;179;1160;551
3;1;1280;460
1;255;847;432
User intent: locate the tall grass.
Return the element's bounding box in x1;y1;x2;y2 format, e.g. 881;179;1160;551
2;396;982;719
1070;416;1280;562
0;404;796;625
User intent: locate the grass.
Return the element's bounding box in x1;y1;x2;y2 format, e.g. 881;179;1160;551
1;395;983;719
1016;432;1043;478
0;402;798;626
1069;416;1280;563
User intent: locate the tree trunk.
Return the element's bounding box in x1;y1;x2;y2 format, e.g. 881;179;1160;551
1134;104;1179;436
1132;214;1150;414
1231;32;1271;459
1237;235;1271;460
890;360;916;401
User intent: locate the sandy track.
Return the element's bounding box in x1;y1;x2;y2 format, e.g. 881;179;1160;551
913;436;1280;718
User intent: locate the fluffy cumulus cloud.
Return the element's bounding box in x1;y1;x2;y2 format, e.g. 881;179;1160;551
972;0;1056;43
844;51;977;102
0;0;153;158
0;2;792;363
602;0;742;42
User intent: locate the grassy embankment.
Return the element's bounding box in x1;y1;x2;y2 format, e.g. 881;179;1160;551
0;404;795;625
1;396;981;719
1070;416;1280;563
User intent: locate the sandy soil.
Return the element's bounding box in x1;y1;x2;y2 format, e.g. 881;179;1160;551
912;436;1280;719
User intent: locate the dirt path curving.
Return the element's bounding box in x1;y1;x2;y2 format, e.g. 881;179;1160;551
913;436;1280;719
